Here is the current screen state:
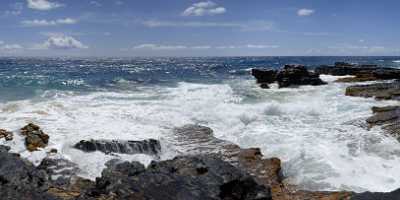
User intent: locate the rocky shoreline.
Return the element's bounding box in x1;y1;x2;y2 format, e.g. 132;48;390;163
1;62;400;199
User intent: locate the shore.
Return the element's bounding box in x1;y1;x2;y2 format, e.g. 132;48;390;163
1;62;400;199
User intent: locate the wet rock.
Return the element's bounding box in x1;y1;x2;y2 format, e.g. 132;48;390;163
21;123;50;151
0;145;59;200
81;155;272;200
351;188;400;200
0;129;13;141
316;62;400;82
73;139;161;157
345;82;400;100
276;65;326;88
38;156;80;188
251;69;277;87
366;106;400;139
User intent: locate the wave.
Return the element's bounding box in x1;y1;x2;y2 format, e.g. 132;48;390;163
0;79;400;192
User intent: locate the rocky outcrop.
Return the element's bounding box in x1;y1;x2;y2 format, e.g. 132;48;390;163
0;129;13;141
345;82;400;100
73;139;161;157
38;156;80;188
315;62;400;82
170;125;352;200
276;65;326;88
79;155;272;200
351;188;400;200
251;65;326;89
21;123;50;151
0;145;59;200
366;106;400;139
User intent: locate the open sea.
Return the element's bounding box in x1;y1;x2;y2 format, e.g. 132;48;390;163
1;56;400;192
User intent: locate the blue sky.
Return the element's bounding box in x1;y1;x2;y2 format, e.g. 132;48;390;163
0;0;399;57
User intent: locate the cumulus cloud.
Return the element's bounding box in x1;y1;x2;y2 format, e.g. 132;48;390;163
297;8;314;16
182;1;226;16
27;0;63;11
34;35;88;50
21;18;77;27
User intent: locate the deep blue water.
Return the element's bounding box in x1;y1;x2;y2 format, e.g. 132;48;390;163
1;56;400;101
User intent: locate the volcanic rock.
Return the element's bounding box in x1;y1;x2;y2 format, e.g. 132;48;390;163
345;82;400;100
73;139;161;157
21;123;50;151
276;65;326;88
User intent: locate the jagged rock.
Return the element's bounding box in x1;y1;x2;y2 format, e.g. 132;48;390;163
366;106;400;139
345;82;400;100
38;156;80;188
80;155;272;200
251;69;277;88
73;139;161;156
351;188;400;200
0;145;59;200
316;62;400;82
21;123;50;151
0;129;13;141
276;65;326;88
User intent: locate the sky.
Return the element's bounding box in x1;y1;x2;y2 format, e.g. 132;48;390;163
0;0;399;57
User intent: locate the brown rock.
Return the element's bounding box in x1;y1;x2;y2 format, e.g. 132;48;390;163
0;129;13;141
20;123;49;151
366;106;400;139
345;82;400;100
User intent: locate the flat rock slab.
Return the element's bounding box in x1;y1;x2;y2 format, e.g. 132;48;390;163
346;82;400;100
366;106;400;139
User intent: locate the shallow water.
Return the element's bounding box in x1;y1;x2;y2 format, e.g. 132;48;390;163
1;57;400;192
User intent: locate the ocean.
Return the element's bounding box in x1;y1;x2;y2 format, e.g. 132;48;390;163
1;56;400;192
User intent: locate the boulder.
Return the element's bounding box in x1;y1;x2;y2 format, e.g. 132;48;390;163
0;145;59;200
73;139;161;157
251;69;277;87
21;123;49;151
276;65;326;88
0;129;13;141
38;156;80;188
345;82;400;100
80;155;272;200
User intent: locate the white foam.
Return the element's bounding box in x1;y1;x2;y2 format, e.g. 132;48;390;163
0;79;399;192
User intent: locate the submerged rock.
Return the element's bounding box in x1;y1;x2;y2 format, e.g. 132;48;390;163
276;65;326;88
345;82;400;100
73;139;161;156
0;129;13;141
0;145;59;200
80;155;272;200
21;123;50;151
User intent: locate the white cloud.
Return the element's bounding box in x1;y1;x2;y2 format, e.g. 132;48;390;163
89;1;102;7
21;18;77;27
4;3;23;16
132;44;278;51
0;42;24;53
182;1;226;16
27;0;63;11
297;8;314;16
141;20;274;31
34;35;88;50
133;44;188;50
115;1;124;6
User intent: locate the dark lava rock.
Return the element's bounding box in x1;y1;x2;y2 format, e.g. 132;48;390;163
81;155;272;200
366;106;400;139
351;188;400;200
21;123;50;151
0;145;59;200
38;156;80;188
315;62;400;82
74;139;161;156
276;65;326;88
251;69;277;87
345;82;400;100
0;129;13;141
